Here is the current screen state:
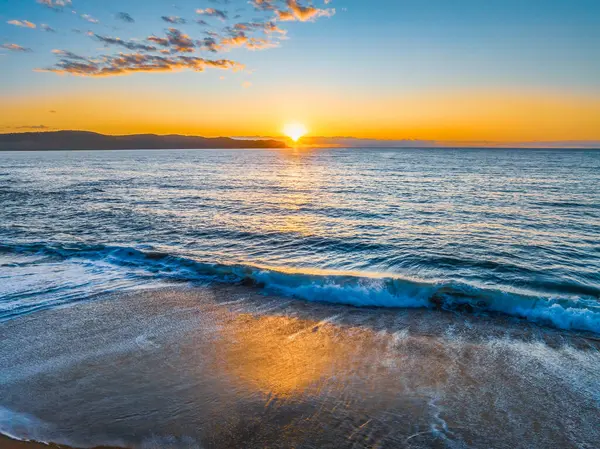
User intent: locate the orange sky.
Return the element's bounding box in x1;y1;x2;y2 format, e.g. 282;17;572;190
2;0;599;144
2;86;599;142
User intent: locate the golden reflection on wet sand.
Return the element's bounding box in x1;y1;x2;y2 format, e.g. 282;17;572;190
214;307;459;402
2;287;600;449
217;313;360;397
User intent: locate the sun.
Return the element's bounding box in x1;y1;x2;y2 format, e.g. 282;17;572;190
283;123;308;142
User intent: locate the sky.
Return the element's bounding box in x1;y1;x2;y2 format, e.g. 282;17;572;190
1;0;599;145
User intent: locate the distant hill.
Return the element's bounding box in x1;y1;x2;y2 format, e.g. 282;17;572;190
0;131;287;151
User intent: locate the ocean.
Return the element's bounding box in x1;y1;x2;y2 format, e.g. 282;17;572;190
1;148;600;448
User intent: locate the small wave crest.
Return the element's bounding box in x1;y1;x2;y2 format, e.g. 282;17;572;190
2;242;600;334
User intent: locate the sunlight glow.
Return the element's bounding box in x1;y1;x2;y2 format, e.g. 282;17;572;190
283;123;308;142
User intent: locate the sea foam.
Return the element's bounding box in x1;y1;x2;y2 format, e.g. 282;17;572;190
2;242;599;334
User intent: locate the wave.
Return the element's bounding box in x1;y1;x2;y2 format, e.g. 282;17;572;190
1;242;600;334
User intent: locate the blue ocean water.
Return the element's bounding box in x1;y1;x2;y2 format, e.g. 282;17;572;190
1;148;599;332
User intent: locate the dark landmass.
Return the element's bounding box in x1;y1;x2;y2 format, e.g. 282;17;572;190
0;131;287;151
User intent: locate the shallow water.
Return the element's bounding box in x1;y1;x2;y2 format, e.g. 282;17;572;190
1;286;599;449
1;148;599;331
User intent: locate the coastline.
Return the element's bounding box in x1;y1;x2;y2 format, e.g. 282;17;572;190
0;434;118;449
2;285;599;449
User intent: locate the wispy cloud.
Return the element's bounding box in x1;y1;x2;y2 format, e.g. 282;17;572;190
37;0;72;11
220;29;280;50
7;20;37;29
2;43;33;52
196;8;228;20
230;21;286;35
33;0;336;78
147;28;196;53
41;24;57;32
12;125;51;130
147;36;169;47
250;0;276;11
115;12;135;23
162;16;186;24
197;37;221;52
80;14;99;24
51;49;88;60
276;0;335;22
39;51;244;76
91;34;157;52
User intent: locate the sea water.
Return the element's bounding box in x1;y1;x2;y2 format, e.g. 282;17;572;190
1;148;598;332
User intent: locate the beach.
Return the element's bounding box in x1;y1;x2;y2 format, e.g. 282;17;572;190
3;0;599;445
2;285;599;449
0;435;116;449
1;147;599;448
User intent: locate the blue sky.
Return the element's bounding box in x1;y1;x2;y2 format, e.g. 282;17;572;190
1;0;599;141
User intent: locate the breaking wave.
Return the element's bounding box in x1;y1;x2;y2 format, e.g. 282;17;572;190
1;242;599;334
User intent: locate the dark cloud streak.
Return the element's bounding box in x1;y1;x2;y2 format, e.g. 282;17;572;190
162;16;187;24
92;34;157;51
116;12;135;23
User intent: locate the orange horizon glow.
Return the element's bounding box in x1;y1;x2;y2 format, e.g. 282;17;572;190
283;123;308;142
1;87;599;143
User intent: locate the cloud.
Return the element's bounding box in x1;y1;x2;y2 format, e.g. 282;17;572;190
231;21;286;35
276;0;335;22
31;0;337;80
12;125;51;130
147;36;169;47
242;81;252;88
116;12;135;23
39;51;244;77
196;8;228;20
250;0;276;11
197;37;222;52
80;14;99;24
162;16;186;24
7;20;37;29
147;28;196;53
41;24;56;32
220;30;279;51
166;28;196;53
37;0;72;10
51;49;88;59
212;20;286;51
2;43;33;52
92;34;157;51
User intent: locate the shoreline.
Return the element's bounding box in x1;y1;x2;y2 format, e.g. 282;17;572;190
0;434;119;449
2;285;599;448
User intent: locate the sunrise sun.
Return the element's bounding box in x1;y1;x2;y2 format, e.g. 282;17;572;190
283;123;308;142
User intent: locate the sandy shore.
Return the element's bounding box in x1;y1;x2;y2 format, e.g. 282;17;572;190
0;434;118;448
2;285;599;449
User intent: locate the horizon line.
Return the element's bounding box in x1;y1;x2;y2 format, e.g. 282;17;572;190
1;129;599;149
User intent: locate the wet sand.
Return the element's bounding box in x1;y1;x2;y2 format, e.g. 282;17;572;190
2;285;600;448
0;434;117;449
